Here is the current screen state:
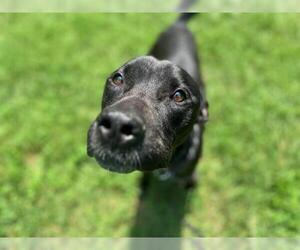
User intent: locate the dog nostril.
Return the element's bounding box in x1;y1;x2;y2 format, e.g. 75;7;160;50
120;124;134;136
99;118;111;129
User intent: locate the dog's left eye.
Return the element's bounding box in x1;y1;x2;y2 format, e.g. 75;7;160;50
112;73;124;86
172;89;187;103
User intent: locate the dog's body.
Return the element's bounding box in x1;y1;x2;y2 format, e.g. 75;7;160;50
87;13;208;187
149;13;207;180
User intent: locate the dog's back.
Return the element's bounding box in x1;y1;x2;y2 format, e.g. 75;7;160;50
149;12;205;103
149;13;202;85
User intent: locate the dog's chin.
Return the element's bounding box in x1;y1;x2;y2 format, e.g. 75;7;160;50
93;150;139;174
96;158;136;173
89;145;170;173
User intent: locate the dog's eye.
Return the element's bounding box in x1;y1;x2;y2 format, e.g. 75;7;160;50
172;90;186;103
112;73;123;86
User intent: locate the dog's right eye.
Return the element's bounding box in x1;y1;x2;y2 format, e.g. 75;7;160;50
111;73;124;86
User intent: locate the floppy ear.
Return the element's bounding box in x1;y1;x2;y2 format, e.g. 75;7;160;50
199;100;209;123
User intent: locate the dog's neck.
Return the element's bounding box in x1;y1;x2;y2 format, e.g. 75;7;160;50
168;122;204;177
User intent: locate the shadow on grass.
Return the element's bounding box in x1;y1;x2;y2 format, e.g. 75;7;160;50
130;174;190;238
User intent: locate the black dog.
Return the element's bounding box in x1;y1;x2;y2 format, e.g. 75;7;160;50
87;13;208;186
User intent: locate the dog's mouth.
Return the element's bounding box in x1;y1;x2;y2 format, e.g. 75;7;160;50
88;141;170;173
92;147;141;173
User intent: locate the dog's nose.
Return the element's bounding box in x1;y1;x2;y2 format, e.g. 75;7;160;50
97;111;144;148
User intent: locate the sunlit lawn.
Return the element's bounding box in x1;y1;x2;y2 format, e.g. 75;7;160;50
0;13;299;236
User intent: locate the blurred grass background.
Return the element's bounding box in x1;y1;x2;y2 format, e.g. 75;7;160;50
0;13;299;237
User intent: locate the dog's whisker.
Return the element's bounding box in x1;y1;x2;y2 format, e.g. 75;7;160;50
135;151;141;169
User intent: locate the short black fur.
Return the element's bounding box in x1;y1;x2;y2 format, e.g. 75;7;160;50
87;12;208;186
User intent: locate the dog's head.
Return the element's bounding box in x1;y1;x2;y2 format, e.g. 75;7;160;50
87;56;208;173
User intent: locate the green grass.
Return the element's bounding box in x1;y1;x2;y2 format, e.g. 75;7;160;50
0;13;299;237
